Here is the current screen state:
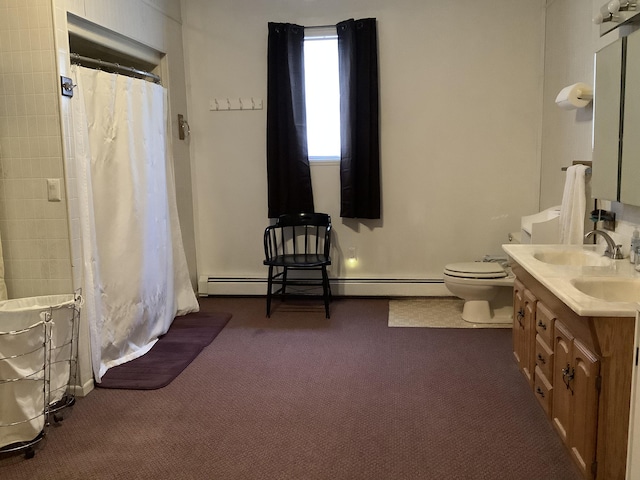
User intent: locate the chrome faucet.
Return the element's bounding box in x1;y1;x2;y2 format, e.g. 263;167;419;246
584;229;624;259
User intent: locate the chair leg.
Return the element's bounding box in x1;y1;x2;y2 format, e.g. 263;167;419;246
281;267;288;301
266;266;273;317
321;266;330;319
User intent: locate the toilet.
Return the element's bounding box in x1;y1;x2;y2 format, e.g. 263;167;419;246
443;260;514;324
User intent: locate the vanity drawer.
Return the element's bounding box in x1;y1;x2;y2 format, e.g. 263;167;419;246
535;334;554;382
535;302;556;346
534;365;553;418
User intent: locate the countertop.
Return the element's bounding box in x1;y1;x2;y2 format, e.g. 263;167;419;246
502;243;640;317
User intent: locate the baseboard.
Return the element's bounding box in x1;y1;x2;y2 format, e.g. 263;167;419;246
72;378;95;397
198;276;450;297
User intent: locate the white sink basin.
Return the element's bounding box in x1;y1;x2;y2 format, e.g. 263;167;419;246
533;250;611;267
571;277;640;302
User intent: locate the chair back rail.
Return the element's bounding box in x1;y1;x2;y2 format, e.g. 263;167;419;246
264;213;331;261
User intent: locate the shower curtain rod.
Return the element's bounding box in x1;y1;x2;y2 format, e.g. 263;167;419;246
70;53;161;84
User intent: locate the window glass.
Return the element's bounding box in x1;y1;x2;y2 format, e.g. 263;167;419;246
304;33;340;161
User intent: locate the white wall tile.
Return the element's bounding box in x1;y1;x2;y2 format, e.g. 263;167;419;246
0;0;71;298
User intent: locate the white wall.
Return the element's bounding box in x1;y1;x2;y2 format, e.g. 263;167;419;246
539;0;596;211
181;0;547;294
540;0;640;254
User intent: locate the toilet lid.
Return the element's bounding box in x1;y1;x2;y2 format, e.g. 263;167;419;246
444;262;508;279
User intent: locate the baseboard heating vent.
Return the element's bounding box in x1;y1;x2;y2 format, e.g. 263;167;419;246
199;276;449;297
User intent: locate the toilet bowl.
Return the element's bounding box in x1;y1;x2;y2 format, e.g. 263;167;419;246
443;261;514;324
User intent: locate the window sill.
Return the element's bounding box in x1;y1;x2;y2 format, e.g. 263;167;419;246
310;157;340;166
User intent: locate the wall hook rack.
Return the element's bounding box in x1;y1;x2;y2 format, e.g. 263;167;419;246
209;97;263;111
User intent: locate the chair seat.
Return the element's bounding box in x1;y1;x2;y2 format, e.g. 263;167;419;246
264;254;331;268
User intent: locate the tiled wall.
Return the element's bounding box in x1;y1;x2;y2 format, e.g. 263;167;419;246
0;0;73;298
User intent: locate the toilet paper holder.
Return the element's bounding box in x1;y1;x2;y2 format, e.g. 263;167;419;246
555;82;593;110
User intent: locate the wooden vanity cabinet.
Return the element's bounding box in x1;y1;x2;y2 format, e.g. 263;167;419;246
535;302;556;383
510;262;635;480
533;302;556;418
512;279;525;365
552;320;573;444
513;279;536;388
553;321;600;479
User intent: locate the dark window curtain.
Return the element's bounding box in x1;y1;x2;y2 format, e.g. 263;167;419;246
337;18;381;219
266;22;315;218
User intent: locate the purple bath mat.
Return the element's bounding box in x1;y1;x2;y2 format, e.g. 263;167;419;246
97;311;232;390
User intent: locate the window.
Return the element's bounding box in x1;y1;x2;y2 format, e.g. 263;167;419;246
304;30;341;161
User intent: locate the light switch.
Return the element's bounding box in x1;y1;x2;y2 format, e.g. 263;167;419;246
47;178;61;202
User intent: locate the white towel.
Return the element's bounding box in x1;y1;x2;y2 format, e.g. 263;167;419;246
559;164;589;244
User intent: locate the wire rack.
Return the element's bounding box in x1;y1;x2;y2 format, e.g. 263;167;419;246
0;293;82;459
0;319;51;458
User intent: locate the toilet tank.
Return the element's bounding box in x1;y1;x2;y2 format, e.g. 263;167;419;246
520;206;561;244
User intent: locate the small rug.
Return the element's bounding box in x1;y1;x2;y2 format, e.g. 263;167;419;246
388;297;511;328
97;311;232;390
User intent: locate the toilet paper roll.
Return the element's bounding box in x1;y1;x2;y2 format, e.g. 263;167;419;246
555;82;592;110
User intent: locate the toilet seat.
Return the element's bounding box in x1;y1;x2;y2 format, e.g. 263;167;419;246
444;262;508;279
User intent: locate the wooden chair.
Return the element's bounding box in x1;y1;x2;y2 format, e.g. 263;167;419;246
263;213;332;318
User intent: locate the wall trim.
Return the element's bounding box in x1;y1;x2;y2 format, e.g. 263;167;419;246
67;12;163;65
72;378;95;397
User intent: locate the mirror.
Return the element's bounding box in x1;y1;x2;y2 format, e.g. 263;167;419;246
621;29;640;204
592;37;623;203
593;28;640;207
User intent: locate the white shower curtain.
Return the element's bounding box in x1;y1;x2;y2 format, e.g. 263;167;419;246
71;66;198;382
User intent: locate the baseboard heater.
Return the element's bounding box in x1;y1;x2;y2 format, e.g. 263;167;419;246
199;276;450;297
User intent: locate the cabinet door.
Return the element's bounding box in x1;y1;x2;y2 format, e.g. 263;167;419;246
570;339;600;480
513;279;525;367
553;321;574;444
522;290;537;387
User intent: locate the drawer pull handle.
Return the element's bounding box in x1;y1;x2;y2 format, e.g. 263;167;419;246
536;386;545;398
562;364;575;394
537;320;547;330
517;309;525;328
537;354;546;364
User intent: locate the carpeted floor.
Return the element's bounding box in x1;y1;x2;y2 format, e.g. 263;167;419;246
0;297;582;480
388;297;511;328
